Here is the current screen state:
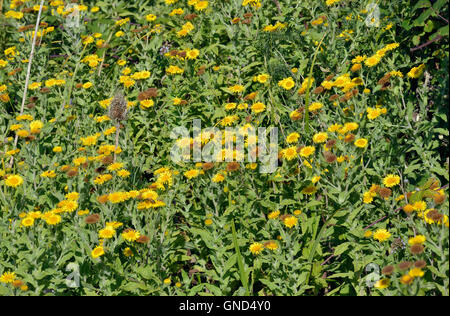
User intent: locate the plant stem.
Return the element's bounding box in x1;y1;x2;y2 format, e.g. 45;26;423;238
8;0;45;169
304;33;327;134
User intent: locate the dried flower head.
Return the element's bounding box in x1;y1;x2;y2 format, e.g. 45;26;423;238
414;260;427;269
85;214;100;224
398;261;413;270
382;265;395;276
378;187;392;199
410;244;425;255
226;162;240;172
109;91;128;122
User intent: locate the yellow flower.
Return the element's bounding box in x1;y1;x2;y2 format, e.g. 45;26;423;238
45;213;61;225
308;102;323;112
300;146;315;157
264;241;278;251
194;0;209;10
99;226;116;239
286;132;300;144
21;217;35;227
166;65;184;75
255;74;270;83
29;82;42;90
204;219;213;225
186;48;200;60
146;14;157;22
29;120;43;134
268;210;280;219
92;246;105;259
117;169;131;178
123;247;134;257
184;169;200;179
5;175;23;187
249;242;264;255
354;138;368;148
73;156;87;166
364;55;381;67
108;191;129;203
0;272;16;284
408;268;425;278
408;235;426;245
373;229;391;242
407;64;426;79
251;102;266;114
40;170;56;178
278;77;296;90
412;201;427;211
228;85;245;93
312;132;328;143
212;173;225;183
383;174;400;188
122;229;141;242
284;215;298;228
282;146;298;161
374;278;390;289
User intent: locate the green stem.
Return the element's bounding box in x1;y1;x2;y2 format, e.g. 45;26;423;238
304;33;327;134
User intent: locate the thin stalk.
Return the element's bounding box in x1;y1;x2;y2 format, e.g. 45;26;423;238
8;0;45;168
113;122;120;163
304;33;327;134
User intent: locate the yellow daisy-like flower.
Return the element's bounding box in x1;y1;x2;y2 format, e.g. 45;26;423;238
308;102;323;112
408;235;426;245
146;14;157;22
312;132;328;143
212;173;225;183
228;84;245;94
383;174;400;188
122;229;141;242
407;64;425;79
21;217;35;227
251;102;266;114
278;77;296;90
354;138;368;148
0;272;16;284
91;246;105;259
99;226;116;239
284;215;298;228
255;74;270;83
249;242;264;255
45;213;62;225
264;241;278;251
186;48;200;60
373;229;391;242
268;210;280;219
300;146;315;158
408;268;425;278
282;146;298;161
364;55;381;67
286;132;300;144
374;278;390;289
184;169;200;179
5;175;23;188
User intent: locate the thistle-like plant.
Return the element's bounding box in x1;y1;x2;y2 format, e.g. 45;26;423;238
109;90;128;162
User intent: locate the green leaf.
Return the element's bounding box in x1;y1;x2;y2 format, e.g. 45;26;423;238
334;242;351;256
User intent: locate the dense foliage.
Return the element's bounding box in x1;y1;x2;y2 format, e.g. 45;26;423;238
0;0;448;296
